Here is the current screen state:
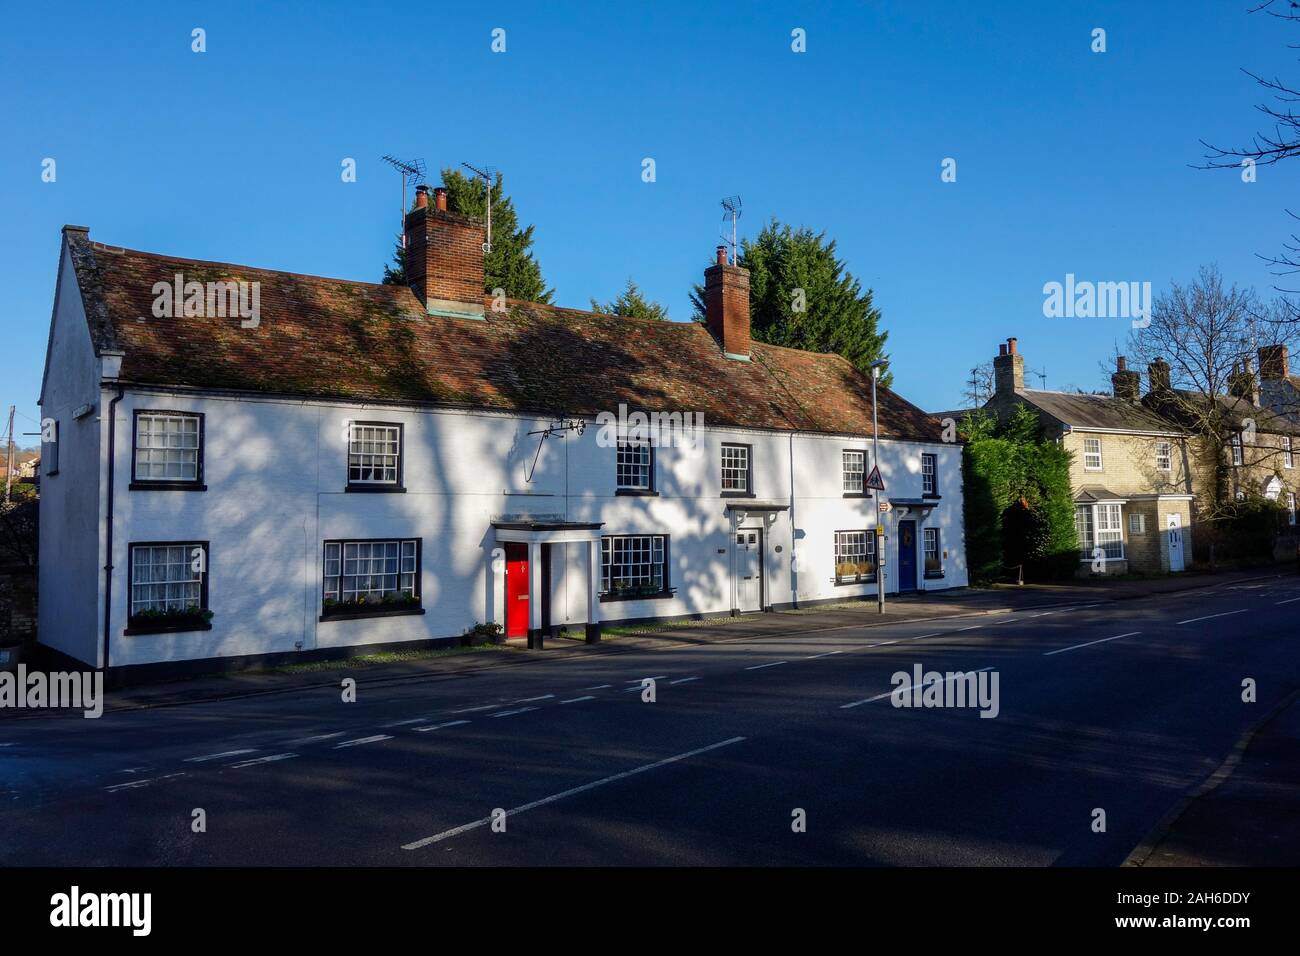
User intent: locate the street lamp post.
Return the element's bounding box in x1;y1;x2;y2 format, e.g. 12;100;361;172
870;360;888;614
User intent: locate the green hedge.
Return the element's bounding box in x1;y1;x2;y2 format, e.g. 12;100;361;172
960;407;1078;583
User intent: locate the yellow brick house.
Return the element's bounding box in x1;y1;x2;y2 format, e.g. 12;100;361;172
983;339;1195;575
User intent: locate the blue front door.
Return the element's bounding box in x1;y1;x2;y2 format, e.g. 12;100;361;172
897;520;918;592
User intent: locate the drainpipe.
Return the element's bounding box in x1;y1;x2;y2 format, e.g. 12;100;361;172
102;384;125;671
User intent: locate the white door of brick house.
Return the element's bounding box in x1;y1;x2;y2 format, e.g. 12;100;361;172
736;530;762;612
1166;513;1185;572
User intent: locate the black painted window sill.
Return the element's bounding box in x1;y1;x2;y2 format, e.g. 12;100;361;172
615;488;659;496
129;481;207;492
842;492;873;499
924;570;945;580
721;491;756;499
834;577;878;586
319;606;425;622
124;620;213;636
345;484;406;494
922;493;942;500
599;590;674;603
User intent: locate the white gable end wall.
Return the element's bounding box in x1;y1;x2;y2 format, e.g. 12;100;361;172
37;243;106;667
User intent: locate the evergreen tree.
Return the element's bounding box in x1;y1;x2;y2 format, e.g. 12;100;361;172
382;169;553;304
590;278;669;320
690;219;890;385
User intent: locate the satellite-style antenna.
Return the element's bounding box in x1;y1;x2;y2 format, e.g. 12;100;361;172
380;155;427;248
720;196;742;265
462;162;496;254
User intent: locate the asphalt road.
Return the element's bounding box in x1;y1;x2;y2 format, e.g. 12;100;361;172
2;578;1298;866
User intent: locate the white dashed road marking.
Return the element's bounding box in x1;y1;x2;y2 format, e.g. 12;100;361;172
1177;609;1247;626
285;731;346;746
840;668;994;709
402;736;748;850
560;696;596;704
414;720;471;732
185;749;257;763
1044;631;1141;657
229;753;298;768
334;735;392;749
669;676;700;684
105;772;186;793
490;706;539;718
805;650;843;659
745;661;787;670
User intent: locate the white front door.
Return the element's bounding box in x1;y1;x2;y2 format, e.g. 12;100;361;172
1166;513;1185;572
736;530;762;612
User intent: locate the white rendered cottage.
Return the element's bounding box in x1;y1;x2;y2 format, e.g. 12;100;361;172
37;187;967;677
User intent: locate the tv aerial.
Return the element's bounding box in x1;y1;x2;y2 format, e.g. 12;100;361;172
380;155;427;247
462;162;497;254
720;195;742;265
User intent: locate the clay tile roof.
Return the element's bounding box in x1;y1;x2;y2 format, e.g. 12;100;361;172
68;233;941;442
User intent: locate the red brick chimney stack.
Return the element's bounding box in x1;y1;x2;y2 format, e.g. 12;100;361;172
704;244;751;360
404;182;486;319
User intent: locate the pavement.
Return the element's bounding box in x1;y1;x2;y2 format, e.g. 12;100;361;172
0;568;1297;866
2;567;1282;717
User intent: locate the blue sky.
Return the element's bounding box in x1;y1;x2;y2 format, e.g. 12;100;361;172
2;0;1294;440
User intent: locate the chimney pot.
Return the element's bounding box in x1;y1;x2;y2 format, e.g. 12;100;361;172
716;245;728;266
434;187;448;212
414;184;429;209
994;336;1025;396
1116;356;1127;371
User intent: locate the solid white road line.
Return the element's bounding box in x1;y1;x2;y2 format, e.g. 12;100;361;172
840;668;994;709
402;736;747;850
1043;631;1141;657
413;720;471;732
560;695;596;704
490;706;539;718
958;625;983;631
333;734;393;748
745;661;787;670
1177;609;1248;626
510;694;555;704
382;717;430;728
184;749;256;763
1276;597;1300;605
229;753;298;768
669;676;700;684
805;650;843;659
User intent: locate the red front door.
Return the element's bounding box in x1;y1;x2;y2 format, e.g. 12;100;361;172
505;543;529;638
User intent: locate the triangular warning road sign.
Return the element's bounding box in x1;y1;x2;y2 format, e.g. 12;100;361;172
864;465;886;491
